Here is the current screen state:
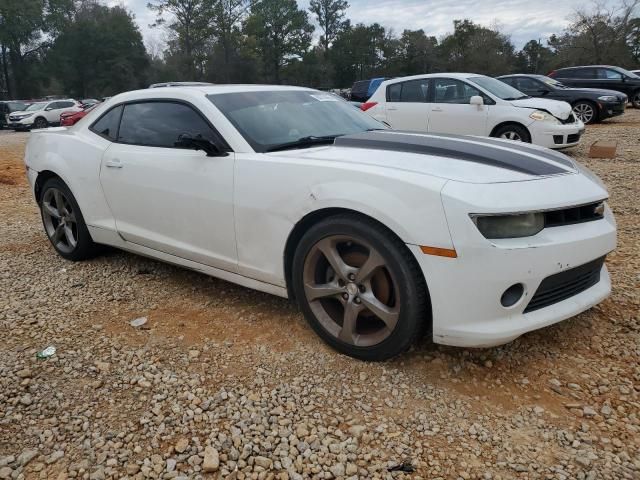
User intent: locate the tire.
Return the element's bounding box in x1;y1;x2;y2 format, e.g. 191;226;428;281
34;117;48;129
292;214;429;361
492;124;531;143
572;101;597;124
39;177;100;261
631;90;640;109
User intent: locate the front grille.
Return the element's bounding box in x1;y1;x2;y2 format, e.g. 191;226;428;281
524;256;605;313
566;133;580;143
553;135;563;144
544;202;604;228
560;113;576;124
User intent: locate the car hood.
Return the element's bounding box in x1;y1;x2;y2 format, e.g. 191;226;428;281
562;87;627;99
509;97;573;119
269;130;578;184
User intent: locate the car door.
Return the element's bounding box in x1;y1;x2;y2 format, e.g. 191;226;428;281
98;100;238;272
596;68;629;95
515;77;556;100
384;79;430;132
428;78;489;136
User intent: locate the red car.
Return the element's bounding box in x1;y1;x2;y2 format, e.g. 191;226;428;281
60;104;96;126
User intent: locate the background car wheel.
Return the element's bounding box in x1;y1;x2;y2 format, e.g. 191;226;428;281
292;214;429;361
573;101;597;124
632;91;640;109
39;177;100;261
34;117;48;129
492;124;531;143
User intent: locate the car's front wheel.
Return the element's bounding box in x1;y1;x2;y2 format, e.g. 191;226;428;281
40;177;99;261
292;214;429;361
573;101;597;124
492;124;531;143
631;90;640;109
33;117;48;129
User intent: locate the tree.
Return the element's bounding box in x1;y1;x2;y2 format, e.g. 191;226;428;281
244;0;313;83
309;0;348;56
438;20;517;75
48;3;148;97
148;0;213;79
207;0;252;81
516;39;555;73
388;29;438;76
549;1;639;66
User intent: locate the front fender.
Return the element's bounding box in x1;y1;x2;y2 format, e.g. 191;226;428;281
234;153;454;286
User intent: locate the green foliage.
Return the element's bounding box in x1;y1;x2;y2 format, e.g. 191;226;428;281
309;0;349;54
0;0;638;99
244;0;313;83
47;3;148;97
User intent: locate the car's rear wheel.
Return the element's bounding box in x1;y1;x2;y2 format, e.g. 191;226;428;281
493;124;531;143
34;117;48;129
573;101;597;124
292;214;429;361
632;90;640;109
40;177;99;261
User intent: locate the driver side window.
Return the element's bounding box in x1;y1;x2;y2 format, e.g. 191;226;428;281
117;101;220;149
433;78;482;104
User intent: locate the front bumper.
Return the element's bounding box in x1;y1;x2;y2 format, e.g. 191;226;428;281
8;117;35;129
528;120;584;149
414;172;616;348
598;100;625;119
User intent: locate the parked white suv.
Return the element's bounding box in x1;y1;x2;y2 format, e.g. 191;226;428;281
363;74;585;149
8;99;81;130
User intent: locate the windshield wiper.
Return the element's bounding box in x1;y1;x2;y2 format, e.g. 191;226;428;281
266;135;340;152
504;95;530;100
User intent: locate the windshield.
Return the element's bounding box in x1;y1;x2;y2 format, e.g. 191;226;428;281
208;90;384;152
26;102;47;111
614;66;640;79
539;76;567;88
470;76;528;100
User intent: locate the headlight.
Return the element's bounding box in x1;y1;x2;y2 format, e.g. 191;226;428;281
529;111;560;124
471;212;544;239
14;113;33;119
597;95;617;102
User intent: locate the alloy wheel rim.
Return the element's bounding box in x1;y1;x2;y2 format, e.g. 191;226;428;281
573;104;594;123
35;118;46;128
302;235;400;347
42;188;78;253
500;131;522;141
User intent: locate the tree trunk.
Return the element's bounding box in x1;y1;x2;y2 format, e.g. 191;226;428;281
1;44;12;99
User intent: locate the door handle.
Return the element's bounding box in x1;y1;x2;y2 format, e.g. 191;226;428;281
105;159;123;169
387;106;398;111
431;107;443;112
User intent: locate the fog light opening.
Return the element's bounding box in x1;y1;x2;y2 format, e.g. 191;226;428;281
501;283;524;308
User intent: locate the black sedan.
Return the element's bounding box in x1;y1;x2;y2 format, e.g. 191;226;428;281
497;74;627;124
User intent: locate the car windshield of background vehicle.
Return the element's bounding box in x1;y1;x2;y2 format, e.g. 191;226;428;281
25;102;47;111
614;67;640;79
541;77;567;88
207;90;385;152
470;76;528;100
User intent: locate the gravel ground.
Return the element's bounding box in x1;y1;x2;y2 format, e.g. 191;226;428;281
0;112;639;480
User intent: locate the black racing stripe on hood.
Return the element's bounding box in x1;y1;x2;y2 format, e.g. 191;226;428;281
335;131;571;175
416;131;576;168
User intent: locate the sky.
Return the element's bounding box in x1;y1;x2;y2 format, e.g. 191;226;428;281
110;0;618;52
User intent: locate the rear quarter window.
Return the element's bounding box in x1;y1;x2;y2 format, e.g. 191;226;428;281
90;105;123;141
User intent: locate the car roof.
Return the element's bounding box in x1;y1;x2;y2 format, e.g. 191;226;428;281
383;73;483;84
555;65;617;70
497;74;548;78
109;84;316;103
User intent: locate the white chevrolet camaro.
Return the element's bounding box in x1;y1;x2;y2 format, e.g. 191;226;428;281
24;85;616;360
363;73;585;149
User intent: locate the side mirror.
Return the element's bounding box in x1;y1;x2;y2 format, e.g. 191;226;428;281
537;88;550;96
176;134;225;157
45;107;53;111
470;95;484;106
